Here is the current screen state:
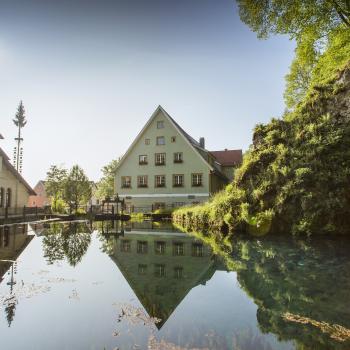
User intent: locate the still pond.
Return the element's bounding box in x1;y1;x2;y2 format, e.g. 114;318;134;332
0;220;349;350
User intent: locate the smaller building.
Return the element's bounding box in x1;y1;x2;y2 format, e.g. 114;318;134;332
28;180;50;208
0;146;35;213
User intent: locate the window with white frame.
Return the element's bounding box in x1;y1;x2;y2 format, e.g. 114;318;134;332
173;174;184;187
137;175;148;188
121;176;132;188
138;264;147;275
173;202;185;208
157;120;164;129
173;242;184;256
192;243;204;257
174;152;183;163
174;266;183;279
155;241;166;255
156;136;165;145
137;241;148;254
155;175;166;187
155;153;166;165
154;264;166;277
139;155;148;165
121;240;131;252
192;173;203;187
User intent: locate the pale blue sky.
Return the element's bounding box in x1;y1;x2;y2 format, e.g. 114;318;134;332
0;0;295;186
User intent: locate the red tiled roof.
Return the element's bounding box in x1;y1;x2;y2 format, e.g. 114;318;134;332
210;149;243;166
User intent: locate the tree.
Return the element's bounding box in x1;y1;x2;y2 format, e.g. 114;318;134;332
13;101;27;173
237;0;350;108
13;101;27;130
45;165;67;212
95;158;119;200
63;165;92;213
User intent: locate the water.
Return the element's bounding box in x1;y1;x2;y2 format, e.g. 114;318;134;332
0;221;349;350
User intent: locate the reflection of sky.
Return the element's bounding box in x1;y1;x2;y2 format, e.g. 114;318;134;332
0;0;294;184
0;228;293;349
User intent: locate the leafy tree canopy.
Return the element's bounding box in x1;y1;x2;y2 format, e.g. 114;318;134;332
63;165;92;212
237;0;350;108
45;165;68;212
95;158;119;200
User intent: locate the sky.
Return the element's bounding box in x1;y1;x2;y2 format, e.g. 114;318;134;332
0;0;295;186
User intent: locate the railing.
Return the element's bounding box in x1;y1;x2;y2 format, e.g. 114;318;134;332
0;206;51;220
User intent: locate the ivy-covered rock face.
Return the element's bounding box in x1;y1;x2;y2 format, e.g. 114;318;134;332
174;61;350;236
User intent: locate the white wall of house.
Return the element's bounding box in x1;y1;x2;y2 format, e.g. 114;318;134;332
0;158;32;209
115;108;212;211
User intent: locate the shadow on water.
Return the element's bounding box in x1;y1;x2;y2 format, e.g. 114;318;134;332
0;220;350;349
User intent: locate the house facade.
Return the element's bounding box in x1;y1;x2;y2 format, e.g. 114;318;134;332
0;146;36;212
28;180;50;207
115;106;242;212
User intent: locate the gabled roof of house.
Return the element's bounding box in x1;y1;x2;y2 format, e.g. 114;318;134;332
210;149;243;166
115;106;243;181
0;146;36;195
115;105;214;172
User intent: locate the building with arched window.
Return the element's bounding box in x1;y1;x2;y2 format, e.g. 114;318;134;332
0;146;35;213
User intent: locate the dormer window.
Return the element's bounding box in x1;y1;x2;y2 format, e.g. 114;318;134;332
156;136;165;145
157;121;164;129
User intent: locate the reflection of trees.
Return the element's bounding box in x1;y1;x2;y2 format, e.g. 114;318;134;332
42;222;91;267
232;237;350;350
4;297;16;327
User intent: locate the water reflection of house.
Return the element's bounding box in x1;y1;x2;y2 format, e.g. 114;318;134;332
109;225;224;328
0;224;34;283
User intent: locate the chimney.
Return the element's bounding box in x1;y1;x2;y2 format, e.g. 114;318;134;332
199;137;205;149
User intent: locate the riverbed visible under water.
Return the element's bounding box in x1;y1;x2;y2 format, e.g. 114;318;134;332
0;220;349;350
